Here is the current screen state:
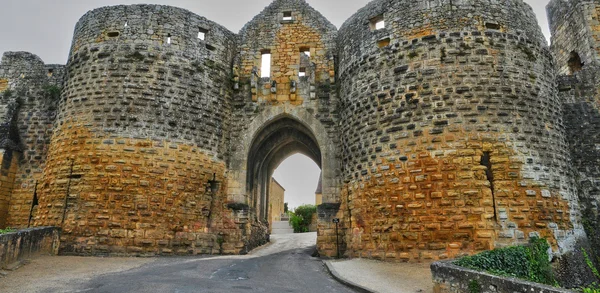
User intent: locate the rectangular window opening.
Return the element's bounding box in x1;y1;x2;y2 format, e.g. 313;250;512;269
299;67;306;77
261;51;271;78
198;28;208;40
124;21;128;27
370;15;385;30
283;11;293;21
300;47;310;57
167;33;172;44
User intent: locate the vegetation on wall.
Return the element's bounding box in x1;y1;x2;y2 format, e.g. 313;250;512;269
289;204;316;233
42;84;61;100
582;248;600;293
2;89;13;99
0;227;16;234
455;237;556;286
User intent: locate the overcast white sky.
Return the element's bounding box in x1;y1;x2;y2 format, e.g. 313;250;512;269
0;0;551;209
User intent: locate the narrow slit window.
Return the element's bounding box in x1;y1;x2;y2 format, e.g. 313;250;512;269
167;34;172;44
261;51;271;78
299;67;306;77
47;69;54;77
370;15;385;30
283;11;293;21
198;28;208;40
485;22;500;30
124;21;128;27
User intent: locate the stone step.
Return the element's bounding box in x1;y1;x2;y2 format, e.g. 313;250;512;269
272;221;292;229
271;220;294;234
271;228;294;234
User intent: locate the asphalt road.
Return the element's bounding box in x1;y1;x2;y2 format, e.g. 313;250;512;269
1;233;356;293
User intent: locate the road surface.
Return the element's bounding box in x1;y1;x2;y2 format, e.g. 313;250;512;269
0;232;357;293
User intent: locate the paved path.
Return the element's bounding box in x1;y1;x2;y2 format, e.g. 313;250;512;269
325;258;433;293
0;232;356;293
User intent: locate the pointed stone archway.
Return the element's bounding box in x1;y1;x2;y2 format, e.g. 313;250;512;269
246;116;321;221
226;106;342;255
227;105;341;208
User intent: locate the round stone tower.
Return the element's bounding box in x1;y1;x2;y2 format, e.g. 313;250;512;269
338;0;581;261
36;5;239;255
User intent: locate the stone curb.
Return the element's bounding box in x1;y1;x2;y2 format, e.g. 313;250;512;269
323;260;374;293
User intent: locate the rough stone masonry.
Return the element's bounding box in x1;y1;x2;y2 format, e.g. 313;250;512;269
0;0;598;275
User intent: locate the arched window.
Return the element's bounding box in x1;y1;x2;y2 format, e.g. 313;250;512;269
568;51;584;75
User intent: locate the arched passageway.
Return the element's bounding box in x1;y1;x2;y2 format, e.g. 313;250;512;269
246;117;322;222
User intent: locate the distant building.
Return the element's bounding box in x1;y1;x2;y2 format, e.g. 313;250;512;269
269;178;285;232
315;174;322;206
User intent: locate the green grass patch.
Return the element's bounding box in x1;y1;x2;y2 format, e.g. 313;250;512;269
455;237;555;286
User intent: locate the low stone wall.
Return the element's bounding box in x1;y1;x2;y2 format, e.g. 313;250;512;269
0;227;60;269
431;261;573;293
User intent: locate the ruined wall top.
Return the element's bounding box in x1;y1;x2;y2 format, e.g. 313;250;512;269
69;4;237;63
239;0;337;38
547;0;600;75
338;0;546;76
0;51;66;95
234;0;338;105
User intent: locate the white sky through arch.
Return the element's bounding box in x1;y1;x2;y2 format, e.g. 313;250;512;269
272;154;320;211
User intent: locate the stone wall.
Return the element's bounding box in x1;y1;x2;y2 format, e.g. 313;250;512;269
0;150;19;228
430;261;572;293
226;0;343;257
548;0;600;272
548;0;600;75
0;52;66;228
33;5;246;255
337;0;580;261
0;227;60;269
0;0;595;260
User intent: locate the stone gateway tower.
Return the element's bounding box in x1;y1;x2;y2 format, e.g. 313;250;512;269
0;0;597;266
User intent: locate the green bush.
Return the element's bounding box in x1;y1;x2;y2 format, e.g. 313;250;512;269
289;204;316;233
455;237;555;285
